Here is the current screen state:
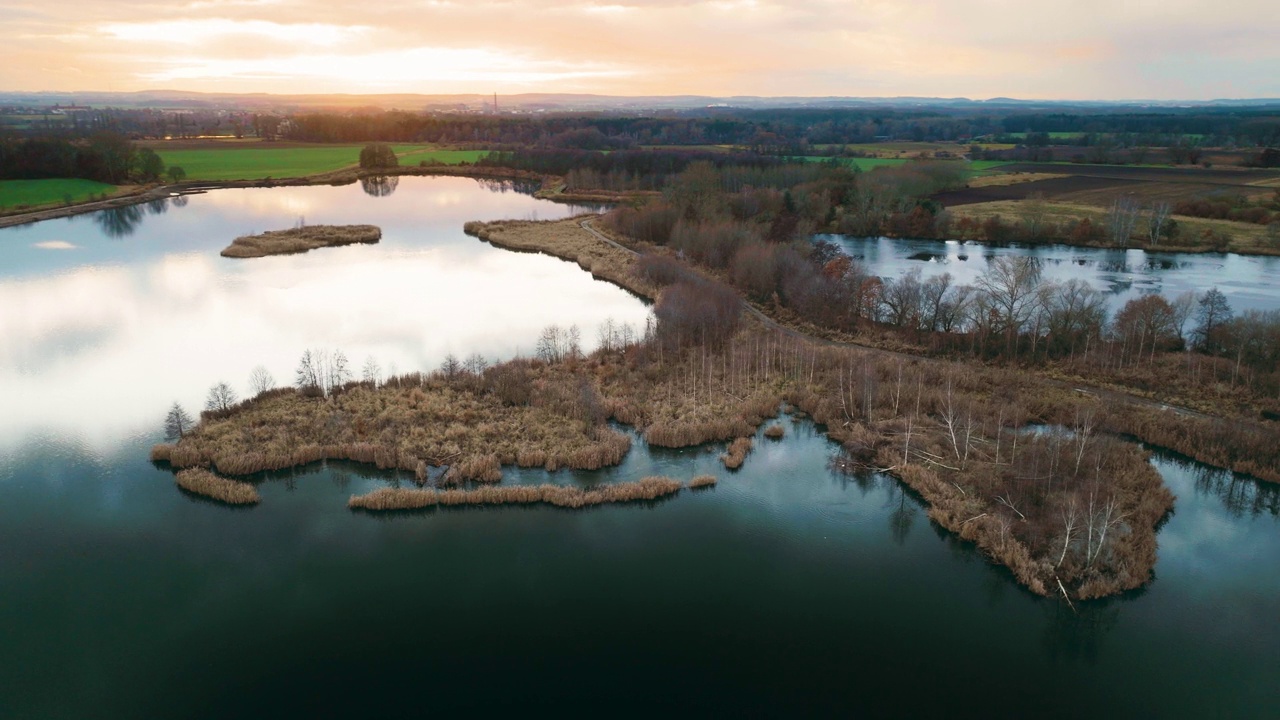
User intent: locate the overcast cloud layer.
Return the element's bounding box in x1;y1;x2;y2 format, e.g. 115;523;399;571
2;0;1277;99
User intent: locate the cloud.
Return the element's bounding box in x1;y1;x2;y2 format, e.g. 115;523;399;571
0;0;1275;98
32;241;78;250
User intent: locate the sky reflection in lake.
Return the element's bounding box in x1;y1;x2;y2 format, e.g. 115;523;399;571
0;177;649;450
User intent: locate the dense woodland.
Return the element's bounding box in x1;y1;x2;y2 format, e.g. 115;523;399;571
0;132;168;183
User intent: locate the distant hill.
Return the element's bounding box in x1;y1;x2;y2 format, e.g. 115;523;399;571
1;89;1278;113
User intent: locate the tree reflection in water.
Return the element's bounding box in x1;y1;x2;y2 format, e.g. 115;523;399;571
1041;596;1124;665
360;175;399;197
92;204;145;239
1193;462;1280;518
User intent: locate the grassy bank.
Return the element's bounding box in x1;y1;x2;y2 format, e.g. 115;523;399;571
950;199;1280;255
150;143;471;182
0;178;121;211
222;224;382;258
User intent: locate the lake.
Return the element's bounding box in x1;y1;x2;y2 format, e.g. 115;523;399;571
2;178;1278;717
822;234;1280;314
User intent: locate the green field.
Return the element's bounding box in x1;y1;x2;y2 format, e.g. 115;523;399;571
153;145;486;181
0;178;118;210
967;160;1014;171
795;157;912;170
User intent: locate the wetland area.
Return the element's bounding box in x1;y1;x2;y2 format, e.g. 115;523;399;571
3;176;1279;717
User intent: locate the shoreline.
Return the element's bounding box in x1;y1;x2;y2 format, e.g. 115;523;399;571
0;165;554;230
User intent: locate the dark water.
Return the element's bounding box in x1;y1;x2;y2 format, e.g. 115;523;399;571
823;234;1280;314
2;181;1279;717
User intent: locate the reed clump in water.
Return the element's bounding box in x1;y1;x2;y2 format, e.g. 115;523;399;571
349;476;682;511
221;224;381;258
689;474;718;489
150;443;172;462
763;424;785;439
444;454;503;484
721;437;753;470
175;468;260;505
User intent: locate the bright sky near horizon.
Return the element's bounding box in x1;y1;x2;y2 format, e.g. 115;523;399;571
2;0;1276;99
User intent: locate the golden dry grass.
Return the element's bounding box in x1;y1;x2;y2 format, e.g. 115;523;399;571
966;172;1067;188
689;474;718;489
465;217;658;299
349;476;683;511
721;437;753;470
951;199;1278;254
164;366;634;479
763;424;785;439
221;224;381;258
175;468;260;505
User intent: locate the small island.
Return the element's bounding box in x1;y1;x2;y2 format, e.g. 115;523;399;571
221;224;381;258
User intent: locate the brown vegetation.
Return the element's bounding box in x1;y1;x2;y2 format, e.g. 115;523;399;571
348;476;682;511
764;424;785;439
174;468;260;505
221;224;381;258
689;474;718;489
464;217;657;298
721;437;754;470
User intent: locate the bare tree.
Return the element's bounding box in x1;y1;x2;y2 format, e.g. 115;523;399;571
205;382;237;413
361;356;382;386
1147;201;1172;247
537;324;564;363
1107;195;1141;244
1170;291;1197;345
164;402;194;440
296;350;320;391
975;256;1043;353
567;324;582;362
1057;495;1080;568
248;365;275;396
1019;192;1050;239
331;350;351;387
440;353;462;380
597;318;617;352
463;353;489;376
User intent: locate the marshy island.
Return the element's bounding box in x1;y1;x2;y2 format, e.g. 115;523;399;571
221;224;381;258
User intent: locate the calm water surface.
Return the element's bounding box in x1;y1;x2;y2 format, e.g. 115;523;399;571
2;181;1278;717
824;234;1280;314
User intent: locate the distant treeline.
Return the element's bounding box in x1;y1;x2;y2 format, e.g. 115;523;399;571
281;107;1280;150
0;133;166;184
999;112;1280;146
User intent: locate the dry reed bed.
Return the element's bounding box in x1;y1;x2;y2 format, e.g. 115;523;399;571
221;224;381;258
174;468;260;505
157;374;633;479
764;424;785;439
464;217;657;299
689;474;718;489
721;438;754;470
349;476;683;511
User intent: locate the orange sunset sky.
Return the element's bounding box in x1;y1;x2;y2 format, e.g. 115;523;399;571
2;0;1276;99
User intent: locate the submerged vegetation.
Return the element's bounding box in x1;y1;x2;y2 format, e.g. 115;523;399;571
221;224;381;258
